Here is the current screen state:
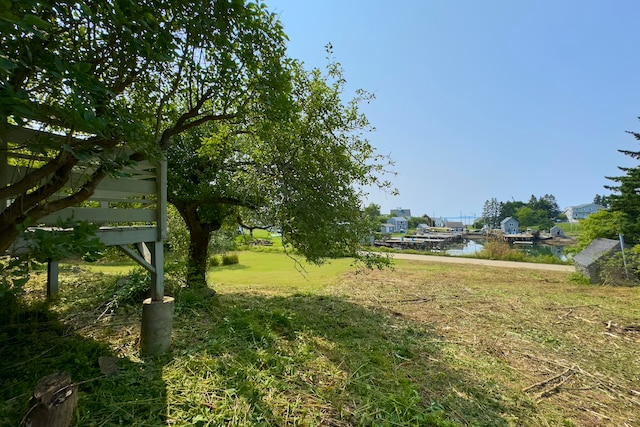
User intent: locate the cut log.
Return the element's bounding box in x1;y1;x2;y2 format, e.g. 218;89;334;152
24;371;78;427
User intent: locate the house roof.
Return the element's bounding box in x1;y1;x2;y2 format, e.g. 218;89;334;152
389;216;407;221
573;238;620;267
445;221;464;228
500;216;517;225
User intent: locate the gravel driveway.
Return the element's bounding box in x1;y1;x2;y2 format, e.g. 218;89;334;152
391;253;575;272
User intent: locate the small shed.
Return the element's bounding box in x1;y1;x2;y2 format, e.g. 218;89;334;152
380;223;394;234
550;225;565;238
416;224;430;234
573;238;621;284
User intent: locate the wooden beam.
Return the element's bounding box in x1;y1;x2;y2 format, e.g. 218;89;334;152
39;207;156;225
116;244;156;274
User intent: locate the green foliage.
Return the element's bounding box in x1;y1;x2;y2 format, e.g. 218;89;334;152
568;272;591;285
0;0;291;254
1;219;104;297
221;253;239;265
167;51;394;285
575;210;627;251
108;267;150;307
209;255;221;267
482;194;560;229
166;204;190;259
605;126;640;243
477;238;526;261
21;219;105;262
364;202;381;221
0;256;32;297
598;245;640;287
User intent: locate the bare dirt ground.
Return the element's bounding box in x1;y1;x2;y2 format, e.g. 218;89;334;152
390;253;575;272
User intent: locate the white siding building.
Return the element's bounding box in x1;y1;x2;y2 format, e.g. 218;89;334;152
564;203;605;223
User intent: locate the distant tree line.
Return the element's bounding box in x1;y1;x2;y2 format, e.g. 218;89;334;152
477;194;562;230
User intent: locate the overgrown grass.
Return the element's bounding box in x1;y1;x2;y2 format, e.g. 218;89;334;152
2;253;639;426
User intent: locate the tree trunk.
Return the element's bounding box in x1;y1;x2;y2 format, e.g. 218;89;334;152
187;226;211;288
172;201;221;289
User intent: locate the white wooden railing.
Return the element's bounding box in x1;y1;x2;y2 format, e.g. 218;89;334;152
2;139;167;300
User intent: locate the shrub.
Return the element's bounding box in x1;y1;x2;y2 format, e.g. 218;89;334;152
209;255;221;267
598;247;640;287
477;238;523;261
221;253;239;265
568;272;590;285
108;267;150;307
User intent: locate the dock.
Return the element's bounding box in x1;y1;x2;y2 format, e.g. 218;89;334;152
375;233;462;250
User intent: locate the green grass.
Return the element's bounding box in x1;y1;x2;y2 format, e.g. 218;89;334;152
2;253;639;426
207;252;354;293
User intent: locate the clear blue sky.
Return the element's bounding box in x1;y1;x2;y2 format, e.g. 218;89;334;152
265;0;640;222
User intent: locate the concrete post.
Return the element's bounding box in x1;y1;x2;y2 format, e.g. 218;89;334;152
139;296;175;356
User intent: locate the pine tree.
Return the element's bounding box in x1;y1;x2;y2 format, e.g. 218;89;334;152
604;129;640;243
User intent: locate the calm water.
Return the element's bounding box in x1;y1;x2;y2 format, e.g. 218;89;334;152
445;239;568;260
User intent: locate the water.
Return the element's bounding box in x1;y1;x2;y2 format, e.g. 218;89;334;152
445;239;568;261
445;240;484;256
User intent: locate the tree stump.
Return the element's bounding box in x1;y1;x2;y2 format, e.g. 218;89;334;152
24;371;78;427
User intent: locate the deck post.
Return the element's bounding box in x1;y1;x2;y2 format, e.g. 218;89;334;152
139;159;172;356
47;260;59;297
148;240;164;301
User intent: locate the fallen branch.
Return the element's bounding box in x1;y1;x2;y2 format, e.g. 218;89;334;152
523;366;573;392
535;372;574;401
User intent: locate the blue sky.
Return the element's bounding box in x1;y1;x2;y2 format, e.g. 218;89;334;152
265;1;640;222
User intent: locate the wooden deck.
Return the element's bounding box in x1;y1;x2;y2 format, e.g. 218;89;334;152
375;233;462;250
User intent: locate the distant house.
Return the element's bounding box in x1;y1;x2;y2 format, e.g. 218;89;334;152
500;216;519;234
380;223;395;234
422;214;435;227
434;217;447;228
388;217;408;233
564;203;605;223
390;208;411;218
550;225;565;238
574;238;622;284
416;223;431;234
445;221;465;233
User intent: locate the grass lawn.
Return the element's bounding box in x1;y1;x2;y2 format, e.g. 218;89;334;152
1;252;639;426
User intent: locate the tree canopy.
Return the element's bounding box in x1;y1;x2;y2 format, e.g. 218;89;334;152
0;0;289;253
167;56;393;286
481;194;559;229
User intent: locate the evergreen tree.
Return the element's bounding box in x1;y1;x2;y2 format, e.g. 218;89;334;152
605;128;640;243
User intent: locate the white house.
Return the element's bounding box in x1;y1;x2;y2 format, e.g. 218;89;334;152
564;203;605;223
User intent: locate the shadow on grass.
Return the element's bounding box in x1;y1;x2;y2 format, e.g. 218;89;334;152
1;283;527;426
170;291;523;426
0;295;168;427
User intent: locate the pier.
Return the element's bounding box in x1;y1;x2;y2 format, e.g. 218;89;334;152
375;233;462;250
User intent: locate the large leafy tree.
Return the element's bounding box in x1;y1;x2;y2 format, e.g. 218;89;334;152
167;57;393;287
0;0;289;253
